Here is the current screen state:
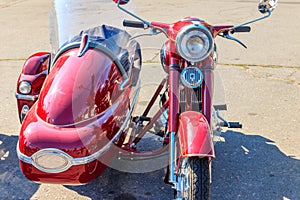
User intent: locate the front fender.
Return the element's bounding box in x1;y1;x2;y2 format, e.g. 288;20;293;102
178;111;215;158
16;52;50;123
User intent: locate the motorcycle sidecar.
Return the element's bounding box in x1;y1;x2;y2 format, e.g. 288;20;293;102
16;25;142;185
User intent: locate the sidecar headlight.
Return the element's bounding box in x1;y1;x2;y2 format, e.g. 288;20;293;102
176;24;213;62
31;149;73;173
19;81;32;94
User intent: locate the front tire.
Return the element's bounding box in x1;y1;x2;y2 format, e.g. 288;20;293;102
175;157;210;200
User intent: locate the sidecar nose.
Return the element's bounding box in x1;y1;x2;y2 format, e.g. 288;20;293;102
17;92;131;184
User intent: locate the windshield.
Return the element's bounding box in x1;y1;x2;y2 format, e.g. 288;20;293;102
49;0;135;53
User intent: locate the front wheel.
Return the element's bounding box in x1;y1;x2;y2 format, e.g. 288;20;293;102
175;157;210;200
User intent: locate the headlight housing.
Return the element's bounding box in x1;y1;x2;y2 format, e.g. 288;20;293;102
176;24;213;63
18;81;32;94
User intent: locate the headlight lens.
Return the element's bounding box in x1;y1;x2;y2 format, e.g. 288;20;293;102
18;81;32;94
176;24;213;62
32;149;72;173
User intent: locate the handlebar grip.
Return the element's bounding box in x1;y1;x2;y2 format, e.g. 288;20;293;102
228;122;243;128
123;20;145;28
232;26;251;33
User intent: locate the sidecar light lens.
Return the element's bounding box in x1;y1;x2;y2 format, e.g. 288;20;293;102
176;24;213;62
18;81;32;95
32;149;73;173
20;105;30;122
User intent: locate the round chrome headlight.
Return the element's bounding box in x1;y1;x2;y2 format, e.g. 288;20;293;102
19;81;32;94
31;149;73;173
176;24;213;63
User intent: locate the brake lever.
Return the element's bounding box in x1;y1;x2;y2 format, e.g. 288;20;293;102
220;31;247;49
129;28;163;41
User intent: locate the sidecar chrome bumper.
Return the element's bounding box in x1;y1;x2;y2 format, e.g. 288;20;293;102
17;144;102;173
15;93;39;101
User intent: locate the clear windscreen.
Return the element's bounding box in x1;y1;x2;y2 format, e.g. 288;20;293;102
47;0;228;172
49;0;227;122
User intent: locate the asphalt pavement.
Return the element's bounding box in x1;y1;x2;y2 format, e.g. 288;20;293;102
0;0;299;199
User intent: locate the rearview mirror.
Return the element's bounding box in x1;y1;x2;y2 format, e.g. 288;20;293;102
113;0;130;5
258;0;278;14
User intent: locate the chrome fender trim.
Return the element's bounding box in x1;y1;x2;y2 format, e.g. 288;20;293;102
15;93;39;101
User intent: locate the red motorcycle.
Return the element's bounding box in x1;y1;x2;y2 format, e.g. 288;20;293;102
15;0;277;199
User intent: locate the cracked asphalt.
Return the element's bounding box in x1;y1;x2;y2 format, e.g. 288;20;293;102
0;0;299;199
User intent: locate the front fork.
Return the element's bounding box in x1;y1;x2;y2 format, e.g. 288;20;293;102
169;131;177;184
167;59;215;187
168;65;180;184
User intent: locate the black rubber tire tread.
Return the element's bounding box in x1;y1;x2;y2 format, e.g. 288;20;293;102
187;157;210;200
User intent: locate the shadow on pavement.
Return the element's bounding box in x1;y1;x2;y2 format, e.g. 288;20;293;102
211;130;300;200
0;134;39;199
1;131;299;200
68;130;300;200
67;162;172;199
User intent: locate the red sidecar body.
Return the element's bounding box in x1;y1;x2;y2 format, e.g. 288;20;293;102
16;24;141;184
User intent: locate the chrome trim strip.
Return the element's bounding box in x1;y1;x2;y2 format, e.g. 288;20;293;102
16;85;140;173
16;142;33;165
15;93;39;101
